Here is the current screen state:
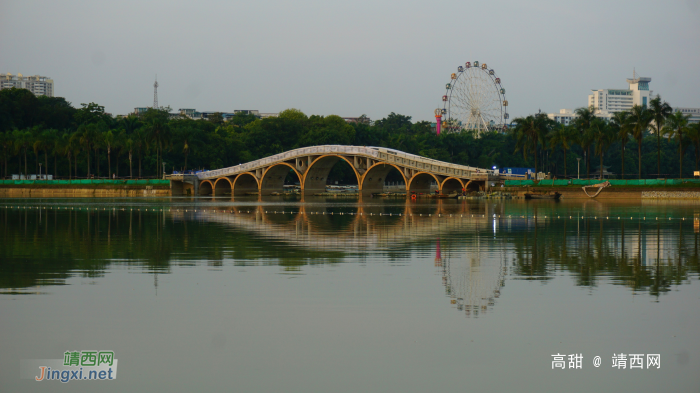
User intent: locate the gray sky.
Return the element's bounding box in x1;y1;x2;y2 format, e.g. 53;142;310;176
1;0;699;122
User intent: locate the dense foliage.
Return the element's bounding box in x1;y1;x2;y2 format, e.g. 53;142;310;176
1;87;698;181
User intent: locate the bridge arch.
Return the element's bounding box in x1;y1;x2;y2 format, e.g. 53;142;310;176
302;154;361;195
213;177;233;196
232;172;260;196
441;177;465;194
200;180;214;195
361;162;407;196
408;172;440;194
464;180;483;192
261;163;303;195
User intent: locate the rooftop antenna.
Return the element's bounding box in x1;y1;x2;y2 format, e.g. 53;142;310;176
153;74;159;109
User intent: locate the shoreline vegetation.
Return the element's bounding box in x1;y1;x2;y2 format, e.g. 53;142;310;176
1;88;699;187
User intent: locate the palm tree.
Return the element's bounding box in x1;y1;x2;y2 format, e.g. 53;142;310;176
547;125;575;177
0;132;12;179
146;117;170;176
125;137;134;178
176;126;202;171
113;129;127;178
665;111;691;178
103;129;115;178
78;124;99;177
511;113;550;174
687;123;700;173
628;105;652;179
611;111;631;179
68;131;82;179
31;127;44;175
13;129;31;176
133;127;148;178
648;96;673;177
574;106;596;178
36;129;57;177
60;133;72;179
591;119;615;179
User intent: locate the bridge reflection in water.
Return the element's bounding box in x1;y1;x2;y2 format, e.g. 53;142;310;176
180;199;507;318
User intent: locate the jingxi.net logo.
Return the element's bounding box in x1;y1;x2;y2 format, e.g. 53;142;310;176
20;351;118;383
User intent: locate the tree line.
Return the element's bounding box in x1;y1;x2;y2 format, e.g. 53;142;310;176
511;97;700;179
1;87;698;180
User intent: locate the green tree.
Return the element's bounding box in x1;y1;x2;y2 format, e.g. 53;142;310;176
547;125;576;177
511;113;550;174
78;124;98;177
68;131;82;178
146;117;170;176
687;123;700;173
12;129;31;175
74;102;107;125
574;106;596;178
278;108;308;122
104;129;115;178
611;111;632;179
628;105;652;179
665;111;691;178
648;96;673;176
0;131;12;178
175;126;203;171
591;119;615;179
125;137;134;178
133;127;148;178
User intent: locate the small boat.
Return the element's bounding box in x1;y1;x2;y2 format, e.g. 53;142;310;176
524;192;561;200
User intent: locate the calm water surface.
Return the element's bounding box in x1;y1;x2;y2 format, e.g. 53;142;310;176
1;197;699;392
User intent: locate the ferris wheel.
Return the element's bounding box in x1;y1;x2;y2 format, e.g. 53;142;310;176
436;61;508;135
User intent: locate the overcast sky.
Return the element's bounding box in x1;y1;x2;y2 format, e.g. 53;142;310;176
1;0;699;122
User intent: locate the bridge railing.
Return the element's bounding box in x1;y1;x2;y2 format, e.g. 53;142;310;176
197;145;497;180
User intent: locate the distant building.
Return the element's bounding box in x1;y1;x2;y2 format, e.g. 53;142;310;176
342;117;370;124
546;108;612;126
174;109;278;121
0;73;54;97
547;72;700;125
672;107;700;124
588;72;651;114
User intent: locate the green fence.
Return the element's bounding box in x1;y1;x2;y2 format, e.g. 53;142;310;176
0;179;170;186
504;180;535;186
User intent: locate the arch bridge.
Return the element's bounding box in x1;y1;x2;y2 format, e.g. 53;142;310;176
170;145;499;196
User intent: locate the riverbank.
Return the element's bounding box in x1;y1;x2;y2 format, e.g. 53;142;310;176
0;179;170;197
504;186;700;199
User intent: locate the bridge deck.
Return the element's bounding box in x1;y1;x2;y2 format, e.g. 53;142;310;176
197;145;498;181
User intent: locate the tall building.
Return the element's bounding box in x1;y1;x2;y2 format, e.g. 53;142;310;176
0;73;54;97
588;71;651;113
548;72;700;125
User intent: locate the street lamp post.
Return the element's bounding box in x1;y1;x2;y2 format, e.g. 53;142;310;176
162;162;166;179
576;158;581;180
39;163;42;180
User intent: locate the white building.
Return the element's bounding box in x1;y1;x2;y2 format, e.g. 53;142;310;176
548;72;700;125
547;108;612;125
0;73;54;97
672;107;700;124
588;73;651;114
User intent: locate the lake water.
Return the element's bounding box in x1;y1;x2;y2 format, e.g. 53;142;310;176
1;197;699;392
